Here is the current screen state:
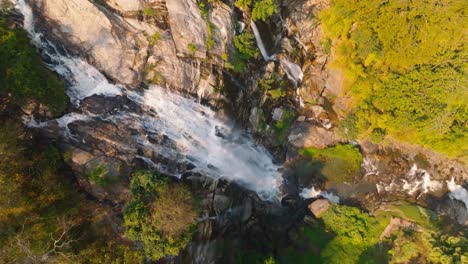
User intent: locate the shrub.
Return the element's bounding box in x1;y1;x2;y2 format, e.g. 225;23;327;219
369;127;386;143
187;43;198;54
147;32;161;46
232;32;257;73
198;2;215;51
143;7;158;17
234;33;257;58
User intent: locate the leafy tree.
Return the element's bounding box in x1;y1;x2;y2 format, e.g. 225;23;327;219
235;0;253;10
123;171;199;260
320;0;467;158
319;205;381;263
252;0;277;21
233;32;258;73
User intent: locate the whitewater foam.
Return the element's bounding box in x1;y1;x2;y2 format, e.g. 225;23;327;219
300;187;340;204
447;178;468;210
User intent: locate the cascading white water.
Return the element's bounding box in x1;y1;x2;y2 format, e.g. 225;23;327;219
250;20;275;61
447;178;468;210
299;187;340;204
402;164;443;197
17;0;282;200
16;0;122;105
279;57;303;87
140;86;282;199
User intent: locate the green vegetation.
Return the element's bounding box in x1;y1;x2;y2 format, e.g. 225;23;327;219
143;7;158;17
146;63;164;84
320;0;467;158
233;32;258;73
299;144;363;183
0;120;144;263
320;205;384;263
387;229;468;264
267;88;286;100
277;225;332;263
222;52;234;69
188;43;198;54
147;32;161;46
0;19;67;114
86;165;123;187
279;204;466;264
238;250;276;264
234;0;278;21
123;171;199;260
198;2;215;51
273;109;296;145
235;0;252;10
251;0;277;21
375;202;440;231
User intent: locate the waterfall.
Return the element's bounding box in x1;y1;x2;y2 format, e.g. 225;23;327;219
402;164;442;198
16;0;122;105
279;57;303;87
250;20;275;61
299;187;340;204
17;0;282;201
447;178;468;210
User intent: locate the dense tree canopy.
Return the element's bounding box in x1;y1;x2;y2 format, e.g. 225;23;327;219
124;171;199;260
0;19;67;114
320;0;467;158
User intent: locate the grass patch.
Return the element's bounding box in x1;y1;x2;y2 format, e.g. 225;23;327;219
299;144;363;183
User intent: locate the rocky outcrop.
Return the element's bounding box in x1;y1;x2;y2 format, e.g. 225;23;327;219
106;0;143;15
209;3;234;62
33;0;150;87
166;0;207;58
31;0;235;98
287;122;342;151
308;199;330;217
359;139;468;184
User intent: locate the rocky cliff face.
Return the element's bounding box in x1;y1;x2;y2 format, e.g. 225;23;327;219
32;0;233;98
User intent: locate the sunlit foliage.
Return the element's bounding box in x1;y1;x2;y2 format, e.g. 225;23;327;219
320;0;467;158
123;171;199;260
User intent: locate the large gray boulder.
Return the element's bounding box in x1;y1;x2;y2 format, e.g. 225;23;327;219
34;0;149;87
